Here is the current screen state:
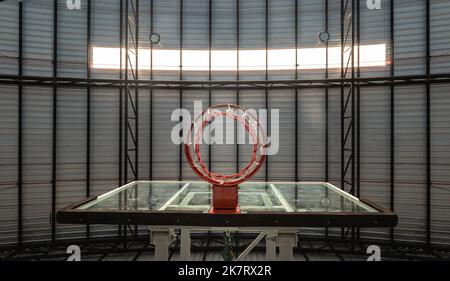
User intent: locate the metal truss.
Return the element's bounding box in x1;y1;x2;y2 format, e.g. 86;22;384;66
124;0;139;184
341;0;356;198
340;0;356;244
1;73;450;90
118;0;140;240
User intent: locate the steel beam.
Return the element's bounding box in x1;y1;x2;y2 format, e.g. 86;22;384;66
51;0;58;244
2;74;450;90
17;1;23;247
425;0;431;246
86;0;92;240
389;0;395;243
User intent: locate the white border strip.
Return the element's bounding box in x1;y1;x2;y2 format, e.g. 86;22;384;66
158;183;191;211
269;184;294;212
324;183;377;212
78;181;139;210
98;181;137;200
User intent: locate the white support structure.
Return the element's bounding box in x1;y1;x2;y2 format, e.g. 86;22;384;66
265;231;277;261
148;183;300;261
150;228;174;261
236;232;267;261
149;227;298;261
179;229;191;261
278;232;297;261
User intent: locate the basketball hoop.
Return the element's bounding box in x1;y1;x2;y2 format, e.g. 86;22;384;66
184;104;268;214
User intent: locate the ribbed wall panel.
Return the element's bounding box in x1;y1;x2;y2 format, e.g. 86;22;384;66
394;0;426;76
138;89;151;180
210;91;238;177
91;0;121;79
298;0;325;80
394;85;427;243
22;1;53;77
0;86;19;246
238;90;267;182
0;0;449;247
239;0;264;81
55;88;87;240
0;3;18;75
152;90;180;179
298;89;326;181
327;88;342;187
21;86;53;243
269;90;296;181
182;1;209;81
359;0;390;78
430;84;450;246
88;88;120;237
358;87;391;241
326;0;341;79
57;0;87;78
431;1;450;74
181;90;210;180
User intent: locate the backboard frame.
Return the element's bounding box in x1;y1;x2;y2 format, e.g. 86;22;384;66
56;181;397;228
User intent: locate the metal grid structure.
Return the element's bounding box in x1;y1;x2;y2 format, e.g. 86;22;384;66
123;0;139;186
0;0;449;252
340;0;356;243
1;234;449;261
1;73;450;89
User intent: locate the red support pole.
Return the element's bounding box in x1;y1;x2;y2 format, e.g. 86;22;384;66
210;185;240;214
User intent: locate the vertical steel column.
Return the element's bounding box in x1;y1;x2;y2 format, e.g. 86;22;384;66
350;0;356;246
118;0;124;238
356;0;361;197
178;0;183;181
124;0;128;184
324;0;329;239
135;0;139;182
389;0;395;243
264;0;269;182
123;0;129;241
51;0;58;244
236;0;240;173
17;1;23;246
325;0;329;183
425;0;431;246
209;0;212;171
149;0;153;180
294;0;298;182
351;0;355;194
86;0;92;240
340;0;344;192
293;0;300;244
356;0;361;240
134;0;139;237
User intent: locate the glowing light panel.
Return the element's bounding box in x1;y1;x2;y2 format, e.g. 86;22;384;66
92;44;386;71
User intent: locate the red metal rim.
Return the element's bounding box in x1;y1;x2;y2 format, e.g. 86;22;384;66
184;104;267;187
